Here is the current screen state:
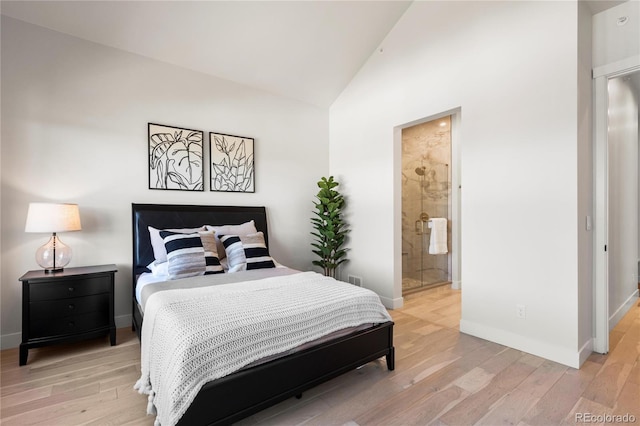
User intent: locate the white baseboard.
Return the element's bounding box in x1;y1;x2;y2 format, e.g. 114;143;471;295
459;319;582;369
451;280;462;290
0;332;21;350
0;314;134;351
609;289;639;331
578;338;594;367
380;295;404;309
115;314;132;329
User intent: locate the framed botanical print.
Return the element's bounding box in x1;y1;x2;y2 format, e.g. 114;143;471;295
148;123;204;191
210;132;255;193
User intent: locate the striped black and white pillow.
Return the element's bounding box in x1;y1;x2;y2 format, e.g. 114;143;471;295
198;231;225;275
160;230;224;279
219;232;275;272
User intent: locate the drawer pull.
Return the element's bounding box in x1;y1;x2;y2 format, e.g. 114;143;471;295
68;304;75;310
68;321;75;327
68;287;75;293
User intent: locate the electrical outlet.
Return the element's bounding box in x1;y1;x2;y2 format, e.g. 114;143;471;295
516;304;526;319
348;275;362;287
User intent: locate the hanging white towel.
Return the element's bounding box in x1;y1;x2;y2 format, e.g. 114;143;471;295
428;218;448;254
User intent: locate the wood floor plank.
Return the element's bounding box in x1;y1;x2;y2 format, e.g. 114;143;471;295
1;357;139;399
611;376;640;419
1;286;637;426
515;360;569;398
51;364;139;394
437;350;539;425
0;386;52;410
1;384;106;425
611;305;638;334
352;343;505;426
251;360;388;424
394;329;467;368
565;397;613;425
480;389;540;426
98;365;142;392
626;357;640;385
1;343;139;390
251;392;332;426
581;361;633;408
586;351;608;365
475;358;566;425
379;385;470;426
302;371;405;425
54;385;155;426
606;318;640;365
520;360;601;426
609;329;626;353
451;366;496;393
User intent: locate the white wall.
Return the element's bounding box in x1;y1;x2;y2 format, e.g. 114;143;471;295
607;76;639;327
0;17;329;348
577;0;594;363
330;1;587;367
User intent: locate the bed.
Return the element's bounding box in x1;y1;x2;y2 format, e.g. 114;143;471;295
131;203;395;426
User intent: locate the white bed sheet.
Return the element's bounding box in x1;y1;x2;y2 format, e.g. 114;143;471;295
135;272;167;304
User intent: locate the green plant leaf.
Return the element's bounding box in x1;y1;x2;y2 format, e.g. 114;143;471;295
310;176;349;276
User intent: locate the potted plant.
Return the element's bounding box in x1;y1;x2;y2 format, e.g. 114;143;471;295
311;176;349;278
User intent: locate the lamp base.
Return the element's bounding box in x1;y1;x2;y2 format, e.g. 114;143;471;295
35;233;72;272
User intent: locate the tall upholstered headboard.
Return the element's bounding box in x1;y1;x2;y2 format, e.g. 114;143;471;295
131;203;269;280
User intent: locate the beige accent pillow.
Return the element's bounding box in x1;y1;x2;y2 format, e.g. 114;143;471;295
205;220;258;259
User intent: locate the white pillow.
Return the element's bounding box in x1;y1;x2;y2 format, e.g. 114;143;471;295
148;225;206;263
147;260;169;277
205;220;258;259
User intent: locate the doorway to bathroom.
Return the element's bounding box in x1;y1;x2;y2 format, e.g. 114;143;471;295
401;116;452;294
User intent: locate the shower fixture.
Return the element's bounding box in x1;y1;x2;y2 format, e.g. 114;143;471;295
415;212;430;234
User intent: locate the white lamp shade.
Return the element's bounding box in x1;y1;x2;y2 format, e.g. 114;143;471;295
25;203;82;233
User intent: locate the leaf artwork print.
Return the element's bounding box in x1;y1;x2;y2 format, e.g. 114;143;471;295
210;133;255;192
149;124;204;191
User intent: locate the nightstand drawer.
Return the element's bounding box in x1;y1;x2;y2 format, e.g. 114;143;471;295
30;311;109;339
29;276;110;301
19;265;117;365
30;294;109;320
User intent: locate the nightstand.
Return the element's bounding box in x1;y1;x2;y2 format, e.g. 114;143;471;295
19;264;117;365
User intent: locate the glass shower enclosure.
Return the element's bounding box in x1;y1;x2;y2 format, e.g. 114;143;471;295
401;117;451;294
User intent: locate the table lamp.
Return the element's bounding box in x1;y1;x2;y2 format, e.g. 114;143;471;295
25;203;82;273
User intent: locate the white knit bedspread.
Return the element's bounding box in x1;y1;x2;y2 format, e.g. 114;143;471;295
134;271;392;426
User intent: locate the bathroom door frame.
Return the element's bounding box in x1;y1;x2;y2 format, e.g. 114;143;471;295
451;111;462;290
593;60;640;354
394;108;462;303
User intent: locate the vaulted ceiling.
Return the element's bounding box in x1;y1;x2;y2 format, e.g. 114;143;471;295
0;1;628;107
1;1;412;107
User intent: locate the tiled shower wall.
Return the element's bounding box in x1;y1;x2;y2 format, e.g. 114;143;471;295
401;117;452;292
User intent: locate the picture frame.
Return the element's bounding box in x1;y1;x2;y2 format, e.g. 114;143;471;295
148;123;204;191
210;132;255;193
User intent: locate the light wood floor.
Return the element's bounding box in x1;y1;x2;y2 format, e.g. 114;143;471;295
1;286;638;425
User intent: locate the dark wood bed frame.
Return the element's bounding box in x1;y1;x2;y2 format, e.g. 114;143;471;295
131;203;395;425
